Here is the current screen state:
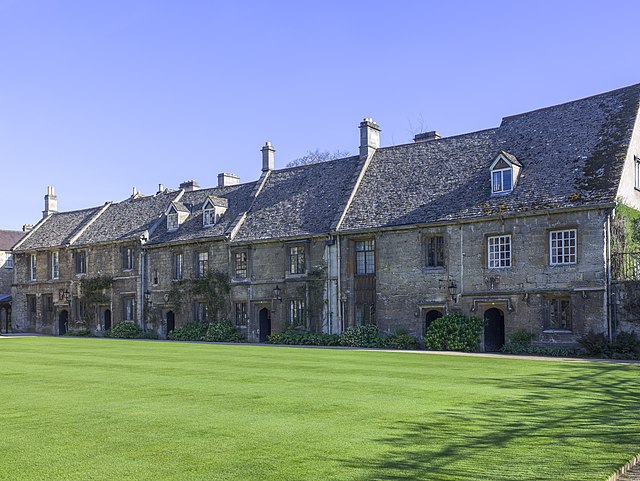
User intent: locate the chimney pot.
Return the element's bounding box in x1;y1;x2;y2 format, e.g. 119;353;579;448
261;142;275;172
158;183;164;193
179;180;200;192
359;118;381;159
43;185;58;218
218;173;240;187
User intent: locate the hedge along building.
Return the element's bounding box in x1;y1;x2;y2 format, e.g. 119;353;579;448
10;83;640;347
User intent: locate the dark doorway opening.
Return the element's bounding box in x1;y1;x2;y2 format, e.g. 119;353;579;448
104;309;111;331
259;308;271;343
424;309;443;333
58;310;68;336
484;307;505;352
166;311;175;336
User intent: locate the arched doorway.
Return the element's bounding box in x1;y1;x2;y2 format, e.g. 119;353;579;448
166;311;175;336
424;309;443;333
259;308;271;342
58;310;68;336
104;309;111;331
484;307;505;352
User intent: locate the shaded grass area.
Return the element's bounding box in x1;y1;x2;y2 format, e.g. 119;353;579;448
0;337;639;480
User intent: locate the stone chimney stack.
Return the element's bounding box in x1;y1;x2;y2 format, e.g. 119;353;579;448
179;180;200;192
359;118;381;159
261;142;275;172
414;131;441;143
218;173;240;187
43;186;58;218
157;183;164;193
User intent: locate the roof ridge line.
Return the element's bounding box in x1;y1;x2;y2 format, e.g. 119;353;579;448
334;152;376;231
12;214;52;251
67;202;113;246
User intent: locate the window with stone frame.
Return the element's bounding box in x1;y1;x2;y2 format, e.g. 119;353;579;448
550;229;577;266
545;297;572;331
196;252;209;277
75;250;87;275
234;302;247;326
289;299;305;327
203;205;215;227
30;253;37;280
174;252;183;280
122;246;134;271
234;251;248;279
50;251;59;279
74;297;86;322
288;245;305;275
195;301;208;322
5;253;13;269
355;303;375;325
355;239;375;275
487;235;511;269
152;269;159;285
122;297;136;321
27;294;37;322
167;209;179;231
42;294;54;323
424;235;445;268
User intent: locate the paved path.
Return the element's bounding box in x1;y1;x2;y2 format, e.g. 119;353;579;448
618;463;640;480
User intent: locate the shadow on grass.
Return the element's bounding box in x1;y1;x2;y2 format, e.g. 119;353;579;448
341;364;640;481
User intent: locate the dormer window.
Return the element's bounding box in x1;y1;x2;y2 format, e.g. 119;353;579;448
490;151;521;196
166;202;190;231
202;196;228;227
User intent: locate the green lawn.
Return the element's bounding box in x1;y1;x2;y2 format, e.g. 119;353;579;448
1;337;639;481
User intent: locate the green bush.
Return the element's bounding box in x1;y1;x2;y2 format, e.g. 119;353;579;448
611;331;640;357
502;329;535;354
387;332;420;350
203;320;244;342
64;328;91;337
105;322;143;339
577;330;610;357
267;328;341;346
167;321;207;341
339;324;386;347
424;313;485;352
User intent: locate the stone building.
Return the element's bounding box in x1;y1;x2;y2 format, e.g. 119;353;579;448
0;229;24;331
10;83;640;348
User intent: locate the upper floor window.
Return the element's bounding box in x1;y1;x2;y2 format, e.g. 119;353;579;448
355;239;375;275
122;247;134;271
50;251;59;279
167;211;179;231
75;251;87;275
202;197;227;227
288;246;305;275
550;229;577;265
234;251;248;279
488;235;511;269
197;252;209;277
490;152;521;195
174;253;183;280
30;254;37;280
425;235;445;268
5;253;13;269
152;269;159;285
635;156;640;190
203;206;215;226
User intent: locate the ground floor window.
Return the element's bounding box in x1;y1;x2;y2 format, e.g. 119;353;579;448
195;301;208;323
234;302;247;326
355;303;375;325
289;299;305;327
545;297;572;331
123;297;135;321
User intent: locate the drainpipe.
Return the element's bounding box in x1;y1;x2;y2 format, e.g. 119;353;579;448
139;248;145;330
336;234;343;333
605;210;613;341
459;225;464;307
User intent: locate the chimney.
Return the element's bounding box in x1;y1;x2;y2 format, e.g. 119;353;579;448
179;180;200;192
23;224;33;232
414;131;441;143
218;173;240;187
359;118;381;159
157;183;164;193
261;142;275;172
43;185;58;218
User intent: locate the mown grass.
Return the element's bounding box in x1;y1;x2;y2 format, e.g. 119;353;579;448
0;337;638;480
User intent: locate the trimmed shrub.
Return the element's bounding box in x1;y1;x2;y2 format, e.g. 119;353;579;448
105;322;143;339
424;313;485;352
577;330;610;357
267;328;341;346
502;329;535;354
339;324;384;348
64;328;91;337
387;332;420;350
203;320;245;343
611;331;640;357
167;321;207;341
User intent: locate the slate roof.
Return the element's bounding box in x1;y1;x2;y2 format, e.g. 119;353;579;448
233;156;363;242
0;230;25;251
74;190;181;245
15;207;103;251
340;83;640;231
147;182;257;245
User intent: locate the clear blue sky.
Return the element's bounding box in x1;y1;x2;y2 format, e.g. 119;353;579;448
1;0;639;230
